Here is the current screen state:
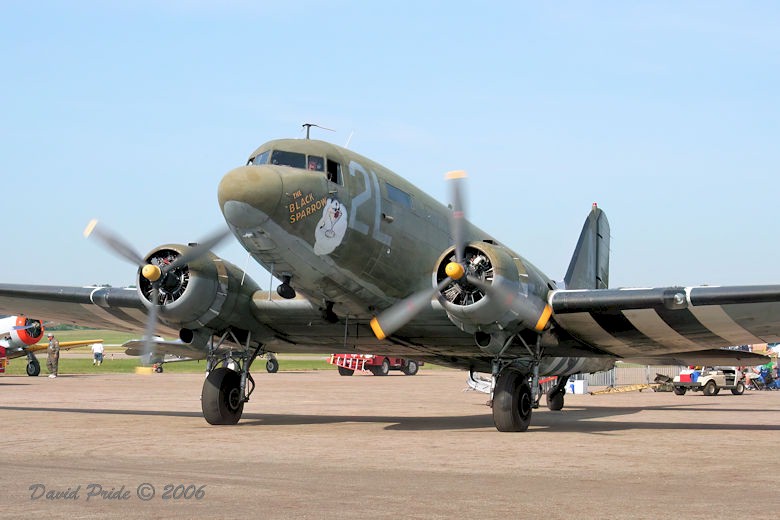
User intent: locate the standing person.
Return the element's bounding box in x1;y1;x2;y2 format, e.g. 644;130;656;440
46;332;60;378
91;342;104;366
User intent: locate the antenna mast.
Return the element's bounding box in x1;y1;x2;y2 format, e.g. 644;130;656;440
301;122;335;140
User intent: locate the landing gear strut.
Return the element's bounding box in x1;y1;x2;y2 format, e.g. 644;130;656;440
489;333;543;432
201;329;263;425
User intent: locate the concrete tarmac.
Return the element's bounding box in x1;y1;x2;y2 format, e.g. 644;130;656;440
1;369;778;519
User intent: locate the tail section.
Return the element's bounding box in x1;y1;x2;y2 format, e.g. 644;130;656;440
563;203;610;290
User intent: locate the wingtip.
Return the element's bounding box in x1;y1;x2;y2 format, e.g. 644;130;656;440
369;317;387;340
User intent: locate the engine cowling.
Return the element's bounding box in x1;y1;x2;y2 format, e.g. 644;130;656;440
136;244;262;336
434;242;551;336
1;316;44;349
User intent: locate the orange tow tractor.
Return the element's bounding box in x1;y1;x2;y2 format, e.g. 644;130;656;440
0;345;7;374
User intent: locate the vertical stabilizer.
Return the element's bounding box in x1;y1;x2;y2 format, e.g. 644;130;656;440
563;204;610;290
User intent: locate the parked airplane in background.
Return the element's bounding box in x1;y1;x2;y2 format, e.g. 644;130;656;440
0;315;103;375
0;127;772;431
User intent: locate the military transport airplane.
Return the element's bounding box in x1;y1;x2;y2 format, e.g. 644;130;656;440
0;315;103;375
0;130;773;431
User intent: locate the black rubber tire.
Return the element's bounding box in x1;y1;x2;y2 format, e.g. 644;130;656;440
371;358;390;376
337;366;354;376
492;371;533;432
673;386;687;396
703;380;718;396
201;367;244;425
546;389;564;411
731;381;745;395
402;360;419;376
27;360;40;377
266;358;279;373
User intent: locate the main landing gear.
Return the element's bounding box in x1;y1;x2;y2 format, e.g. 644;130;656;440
201;329;264;425
26;352;40;376
489;333;568;432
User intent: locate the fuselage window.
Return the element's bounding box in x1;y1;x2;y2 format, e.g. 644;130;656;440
307;155;324;171
248;150;270;166
326;159;341;184
270;150;306;169
386;183;412;209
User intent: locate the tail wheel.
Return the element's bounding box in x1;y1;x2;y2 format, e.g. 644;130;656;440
266;357;279;373
493;371;533;432
546;389;564;411
201;367;244;425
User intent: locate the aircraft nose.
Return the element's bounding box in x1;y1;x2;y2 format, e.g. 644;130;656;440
219;165;283;228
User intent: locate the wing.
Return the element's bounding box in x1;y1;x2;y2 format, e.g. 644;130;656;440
550;285;780;361
0;284;178;335
26;339;104;355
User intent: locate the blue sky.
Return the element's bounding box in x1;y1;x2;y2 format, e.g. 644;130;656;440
2;1;779;290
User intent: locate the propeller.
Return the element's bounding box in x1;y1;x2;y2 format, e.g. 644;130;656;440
84;219;230;366
369;171;553;341
370;171;470;340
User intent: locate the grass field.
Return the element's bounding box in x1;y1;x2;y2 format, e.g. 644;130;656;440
3;357;338;375
3;329;444;375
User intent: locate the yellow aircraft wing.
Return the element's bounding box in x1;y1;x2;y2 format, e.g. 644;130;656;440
25;339;104;355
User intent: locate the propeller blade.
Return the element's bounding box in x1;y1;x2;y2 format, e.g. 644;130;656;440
12;324;34;331
465;275;552;332
140;285;160;367
164;228;231;273
446;170;467;264
370;278;452;340
83;219;146;266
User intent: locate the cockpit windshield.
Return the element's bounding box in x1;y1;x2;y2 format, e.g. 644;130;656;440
270;150;306;169
247;148;341;185
248;150;270;165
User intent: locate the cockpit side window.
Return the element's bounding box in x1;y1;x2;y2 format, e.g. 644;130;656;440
270;150;306;169
248;150;270;166
326;159;341;184
307;155;324;171
386;183;412;209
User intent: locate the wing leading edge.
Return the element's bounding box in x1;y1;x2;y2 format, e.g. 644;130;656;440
550;285;780;360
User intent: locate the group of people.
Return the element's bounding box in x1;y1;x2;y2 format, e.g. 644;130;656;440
45;333;105;379
743;361;780;390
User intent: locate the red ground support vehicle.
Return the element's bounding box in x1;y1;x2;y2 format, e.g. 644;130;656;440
0;346;6;374
328;354;423;376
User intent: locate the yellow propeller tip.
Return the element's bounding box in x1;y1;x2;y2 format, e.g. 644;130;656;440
83;219;98;238
369;317;387;340
445;170;467;180
134;366;155;375
534;304;553;332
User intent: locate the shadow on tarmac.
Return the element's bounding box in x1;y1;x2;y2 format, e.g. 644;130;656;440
1;403;778;433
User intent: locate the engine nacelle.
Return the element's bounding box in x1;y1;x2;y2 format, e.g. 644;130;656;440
0;315;45;350
136;244;262;333
434;242;551;336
